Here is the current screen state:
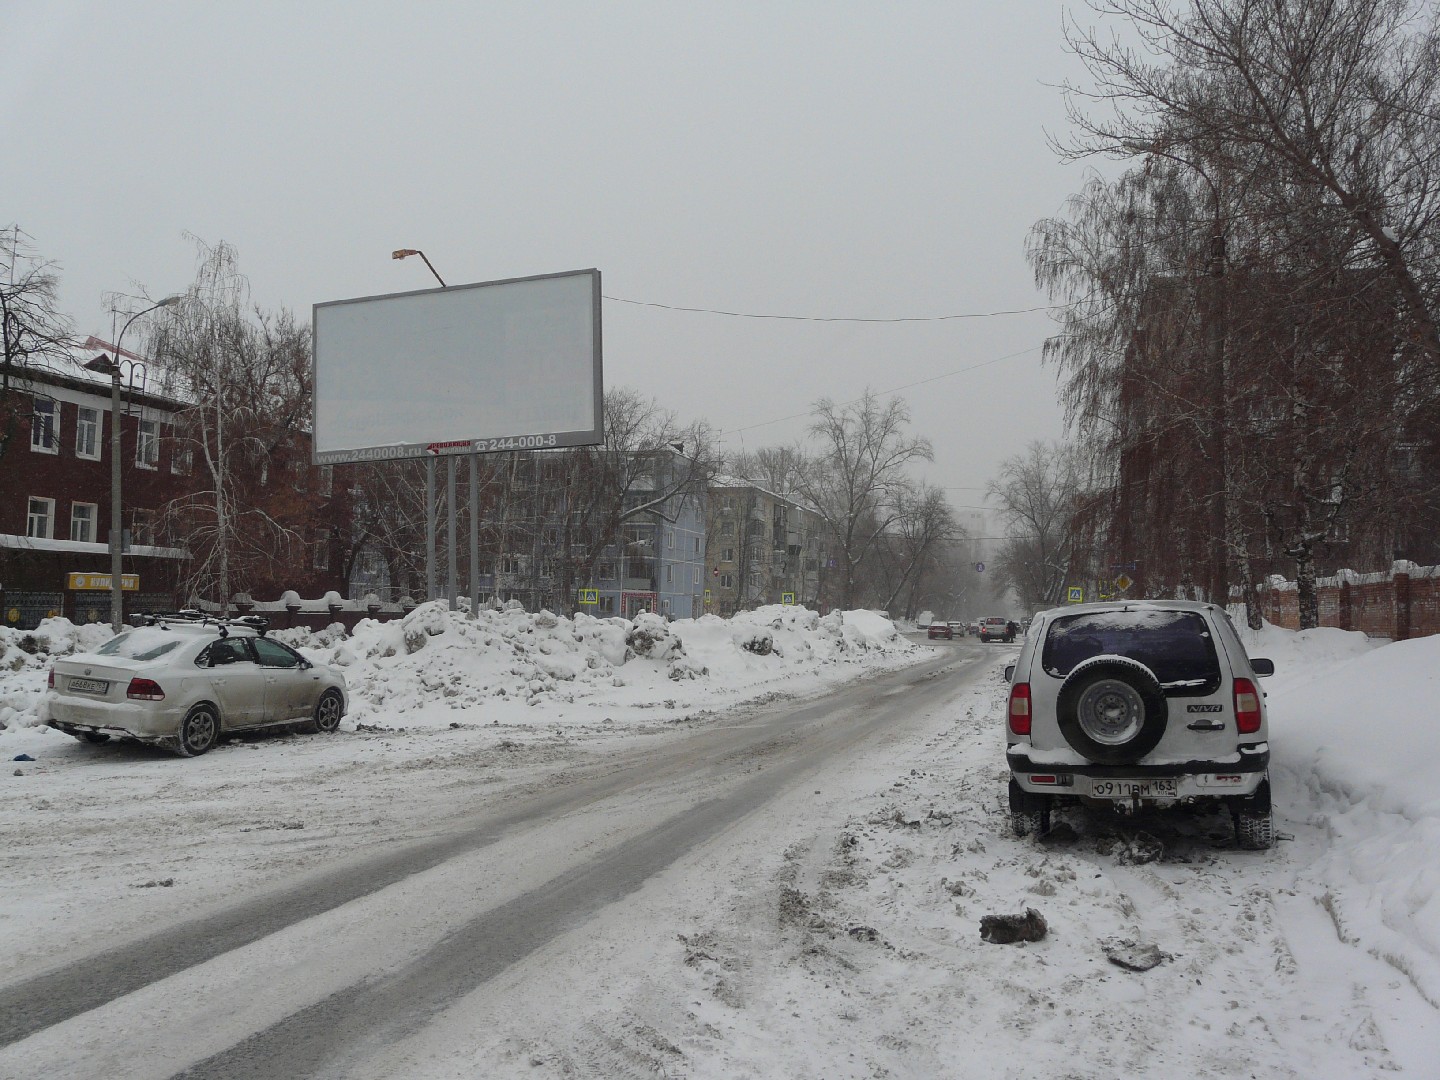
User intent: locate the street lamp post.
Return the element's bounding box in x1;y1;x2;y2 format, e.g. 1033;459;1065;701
85;296;182;633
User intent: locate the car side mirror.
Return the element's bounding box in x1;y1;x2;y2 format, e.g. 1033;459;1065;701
1004;664;1016;682
1251;658;1275;677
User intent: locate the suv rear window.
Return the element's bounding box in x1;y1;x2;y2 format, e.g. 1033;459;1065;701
1040;609;1220;695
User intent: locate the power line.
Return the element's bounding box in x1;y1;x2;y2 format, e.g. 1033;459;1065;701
603;295;1052;323
721;344;1044;436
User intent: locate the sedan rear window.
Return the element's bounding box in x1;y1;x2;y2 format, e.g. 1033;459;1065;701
95;628;183;663
1041;609;1220;695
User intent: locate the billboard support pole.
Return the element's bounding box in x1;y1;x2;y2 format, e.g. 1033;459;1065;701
469;454;480;614
425;457;437;601
446;456;458;611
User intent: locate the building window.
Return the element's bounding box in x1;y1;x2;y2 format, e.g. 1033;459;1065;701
723;547;735;563
27;497;55;538
666;529;674;550
136;419;159;469
75;407;101;460
130;509;155;547
693;536;701;555
70;502;98;543
719;572;734;589
665;564;673;585
171;442;193;475
313;528;331;570
31;398;59;453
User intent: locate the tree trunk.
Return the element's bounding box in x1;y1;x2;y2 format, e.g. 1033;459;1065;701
1293;545;1320;630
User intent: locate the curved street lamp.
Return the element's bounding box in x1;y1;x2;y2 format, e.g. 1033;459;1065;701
84;295;184;632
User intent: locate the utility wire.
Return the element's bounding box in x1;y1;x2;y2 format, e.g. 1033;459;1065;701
721;344;1044;436
603;295;1052;323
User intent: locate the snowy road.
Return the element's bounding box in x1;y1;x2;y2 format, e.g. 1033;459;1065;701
3;617;1436;1078
0;646;977;1079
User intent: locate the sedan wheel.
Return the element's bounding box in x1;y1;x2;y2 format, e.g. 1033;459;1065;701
177;704;220;757
302;689;344;735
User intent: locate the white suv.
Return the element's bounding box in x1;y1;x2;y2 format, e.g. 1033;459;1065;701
1004;600;1275;849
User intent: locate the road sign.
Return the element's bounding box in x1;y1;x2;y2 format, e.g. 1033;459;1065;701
1067;586;1084;604
781;592;796;605
1110;562;1137;572
577;588;598;605
975;562;985;573
1114;573;1134;592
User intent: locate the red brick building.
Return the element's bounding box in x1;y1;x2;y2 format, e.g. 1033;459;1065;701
2;350;352;629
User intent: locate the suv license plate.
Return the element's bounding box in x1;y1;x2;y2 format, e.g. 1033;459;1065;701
67;677;109;695
1089;778;1178;799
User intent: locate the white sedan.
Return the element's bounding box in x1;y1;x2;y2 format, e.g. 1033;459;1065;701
44;617;347;757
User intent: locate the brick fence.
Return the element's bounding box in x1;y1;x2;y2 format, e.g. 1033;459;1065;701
1233;561;1440;640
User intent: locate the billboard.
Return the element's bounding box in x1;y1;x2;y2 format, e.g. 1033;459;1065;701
312;268;602;464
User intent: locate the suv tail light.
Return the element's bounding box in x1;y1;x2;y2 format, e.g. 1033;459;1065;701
1008;682;1032;735
126;678;166;701
1233;677;1262;734
48;667;55;689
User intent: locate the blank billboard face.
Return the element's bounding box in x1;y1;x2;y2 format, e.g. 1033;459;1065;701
312;268;602;463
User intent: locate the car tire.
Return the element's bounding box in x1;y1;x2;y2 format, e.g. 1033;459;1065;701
1233;776;1274;850
1008;778;1052;837
176;703;220;757
1055;657;1168;765
302;689;344;735
82;730;111;744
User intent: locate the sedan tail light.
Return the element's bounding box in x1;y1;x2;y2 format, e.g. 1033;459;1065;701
1008;682;1032;735
126;678;166;701
1233;677;1262;734
48;667;55;689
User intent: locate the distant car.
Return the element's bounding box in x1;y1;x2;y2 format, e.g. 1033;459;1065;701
948;621;966;637
45;614;347;757
979;617;1014;643
927;622;953;640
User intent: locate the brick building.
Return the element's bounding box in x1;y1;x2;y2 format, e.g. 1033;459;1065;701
2;349;351;629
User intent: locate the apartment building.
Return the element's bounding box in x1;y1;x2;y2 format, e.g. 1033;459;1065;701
705;478;824;615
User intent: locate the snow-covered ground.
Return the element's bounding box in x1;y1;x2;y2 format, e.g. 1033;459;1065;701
1;606;1437;1076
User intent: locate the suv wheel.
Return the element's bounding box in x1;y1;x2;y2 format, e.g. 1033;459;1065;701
1055;657;1168;765
1008;778;1052;837
1232;776;1273;850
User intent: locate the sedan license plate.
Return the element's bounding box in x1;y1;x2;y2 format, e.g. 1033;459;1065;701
67;677;109;695
1089;778;1178;799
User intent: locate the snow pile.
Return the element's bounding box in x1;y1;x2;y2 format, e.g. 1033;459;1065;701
0;618;112;731
264;602;914;729
1263;629;1440;1008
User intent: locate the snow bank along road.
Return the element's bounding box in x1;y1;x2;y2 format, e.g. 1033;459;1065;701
0;646;972;1078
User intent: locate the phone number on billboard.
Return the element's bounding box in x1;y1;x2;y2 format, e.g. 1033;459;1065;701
478;434;558;451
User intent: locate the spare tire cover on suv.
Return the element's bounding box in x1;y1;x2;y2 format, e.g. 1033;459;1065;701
1055;654;1168;765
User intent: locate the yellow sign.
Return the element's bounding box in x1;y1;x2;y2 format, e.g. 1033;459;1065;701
5;608;18;624
1114;573;1134;592
1067;586;1084;604
703;589;711;607
781;592;796;605
577;588;599;605
68;572;139;591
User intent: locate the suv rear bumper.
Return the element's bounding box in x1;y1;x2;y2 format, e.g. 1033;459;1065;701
1007;745;1269;799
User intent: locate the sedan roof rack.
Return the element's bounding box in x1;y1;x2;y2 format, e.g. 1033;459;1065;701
127;611;269;635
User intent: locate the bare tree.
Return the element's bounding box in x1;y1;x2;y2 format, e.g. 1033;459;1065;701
551;388;717;615
792;390;934;610
988;441;1085;612
878;482;960;618
147;238;323;609
1;227;72;464
1062;0;1440;381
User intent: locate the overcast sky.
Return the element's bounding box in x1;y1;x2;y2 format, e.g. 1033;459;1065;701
7;1;1106;523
